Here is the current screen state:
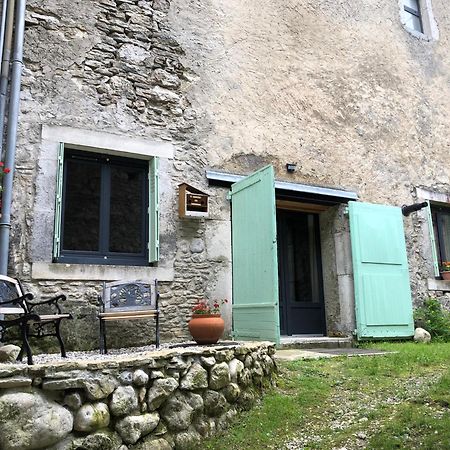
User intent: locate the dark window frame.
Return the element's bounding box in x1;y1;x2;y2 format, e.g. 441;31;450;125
404;0;424;33
431;205;450;266
56;148;149;266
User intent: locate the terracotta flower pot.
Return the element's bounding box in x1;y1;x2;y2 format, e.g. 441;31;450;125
441;271;450;281
188;314;225;345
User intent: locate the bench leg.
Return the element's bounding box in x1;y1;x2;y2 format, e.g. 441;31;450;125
99;319;107;354
18;322;33;365
55;320;67;358
156;314;160;349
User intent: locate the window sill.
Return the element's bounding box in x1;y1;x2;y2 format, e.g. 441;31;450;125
427;278;450;292
31;262;174;282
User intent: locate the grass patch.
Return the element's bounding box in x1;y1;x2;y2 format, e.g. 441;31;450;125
204;342;450;450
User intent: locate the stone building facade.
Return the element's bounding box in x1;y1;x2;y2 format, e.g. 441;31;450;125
2;0;450;349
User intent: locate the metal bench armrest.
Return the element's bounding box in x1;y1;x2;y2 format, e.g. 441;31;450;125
26;294;67;314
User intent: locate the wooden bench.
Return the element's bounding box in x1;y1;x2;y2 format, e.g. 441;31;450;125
0;275;72;364
98;280;160;354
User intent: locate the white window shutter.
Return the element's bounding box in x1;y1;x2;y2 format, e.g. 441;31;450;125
426;201;440;277
53;143;64;260
149;157;159;263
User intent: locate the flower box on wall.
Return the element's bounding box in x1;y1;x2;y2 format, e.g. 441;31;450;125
178;183;209;218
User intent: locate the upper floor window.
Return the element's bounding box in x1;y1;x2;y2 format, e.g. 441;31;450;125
400;0;439;40
431;204;450;269
403;0;423;33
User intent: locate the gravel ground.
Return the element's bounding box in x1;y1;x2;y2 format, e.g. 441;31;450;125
281;374;442;450
14;341;223;365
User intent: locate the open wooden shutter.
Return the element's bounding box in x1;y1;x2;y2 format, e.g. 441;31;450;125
52;143;64;260
349;201;414;339
230;165;280;344
149;157;159;263
426;201;440;277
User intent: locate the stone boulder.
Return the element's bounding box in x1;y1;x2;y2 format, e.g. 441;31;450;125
160;391;194;431
110;385;139;416
115;413;159;444
180;363;208;390
174;427;202;450
203;390;228;417
228;358;244;383
42;372;118;401
414;327;432;343
131;437;172;450
147;377;178;410
51;431;122;450
0;389;73;450
209;362;230;390
74;402;110;432
133;369;149;387
0;344;21;363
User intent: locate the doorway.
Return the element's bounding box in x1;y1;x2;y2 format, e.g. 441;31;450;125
277;210;326;336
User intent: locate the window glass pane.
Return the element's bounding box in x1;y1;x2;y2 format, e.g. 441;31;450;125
405;13;422;32
404;0;420;12
437;213;450;262
109;165;145;253
63;159;101;251
285;215;315;303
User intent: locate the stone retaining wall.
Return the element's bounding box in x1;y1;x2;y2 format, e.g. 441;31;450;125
0;342;276;450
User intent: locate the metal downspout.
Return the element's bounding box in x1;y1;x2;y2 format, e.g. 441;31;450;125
0;0;10;72
0;0;15;158
0;0;26;275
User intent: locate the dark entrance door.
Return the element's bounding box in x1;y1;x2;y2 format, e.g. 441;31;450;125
277;210;326;335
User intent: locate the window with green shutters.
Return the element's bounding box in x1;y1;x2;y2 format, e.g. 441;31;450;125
427;202;450;276
53;145;159;266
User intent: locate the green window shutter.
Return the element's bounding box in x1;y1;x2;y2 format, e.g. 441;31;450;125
148;157;159;263
349;201;414;339
230;165;280;345
426;201;440;277
52;143;64;260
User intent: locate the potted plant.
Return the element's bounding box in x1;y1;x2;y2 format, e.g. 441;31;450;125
188;299;228;345
440;261;450;280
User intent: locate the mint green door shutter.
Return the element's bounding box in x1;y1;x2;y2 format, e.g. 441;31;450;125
230;165;280;344
349;201;414;339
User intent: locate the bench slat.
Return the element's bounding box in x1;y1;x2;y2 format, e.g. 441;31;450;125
35;314;72;321
0;307;25;314
101;314;158;321
99;310;157;318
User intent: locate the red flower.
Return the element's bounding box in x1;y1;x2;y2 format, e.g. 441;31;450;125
0;162;3;167
3;168;10;174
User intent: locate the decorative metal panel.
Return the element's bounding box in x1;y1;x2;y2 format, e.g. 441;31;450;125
230;165;280;344
349;201;414;339
103;280;155;311
0;276;21;303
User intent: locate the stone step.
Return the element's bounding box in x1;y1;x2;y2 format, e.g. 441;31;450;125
278;336;353;350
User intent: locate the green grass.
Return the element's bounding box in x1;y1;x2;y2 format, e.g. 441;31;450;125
204;342;450;450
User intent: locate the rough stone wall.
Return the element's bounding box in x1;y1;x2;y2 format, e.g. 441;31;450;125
5;0;450;350
0;342;276;450
7;0;232;350
167;0;450;307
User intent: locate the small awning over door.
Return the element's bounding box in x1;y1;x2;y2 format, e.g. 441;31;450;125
207;169;358;204
349;201;414;339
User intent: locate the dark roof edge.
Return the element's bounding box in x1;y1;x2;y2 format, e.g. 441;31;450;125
206;169;358;201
